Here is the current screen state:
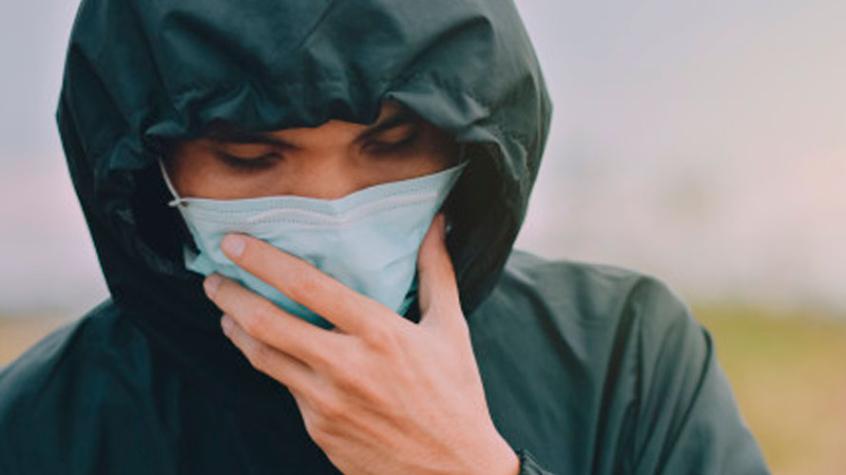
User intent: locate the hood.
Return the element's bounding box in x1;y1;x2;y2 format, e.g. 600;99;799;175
56;0;552;379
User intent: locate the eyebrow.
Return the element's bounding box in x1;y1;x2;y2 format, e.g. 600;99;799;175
204;122;294;148
356;108;418;142
204;107;418;148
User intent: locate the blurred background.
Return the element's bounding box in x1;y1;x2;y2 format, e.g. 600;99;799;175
1;1;843;473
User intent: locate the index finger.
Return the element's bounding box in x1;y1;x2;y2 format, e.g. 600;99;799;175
220;233;394;337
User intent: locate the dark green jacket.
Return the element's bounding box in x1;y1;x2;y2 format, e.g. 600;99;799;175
0;0;769;473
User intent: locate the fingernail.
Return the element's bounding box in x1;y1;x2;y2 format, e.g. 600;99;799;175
221;234;246;257
204;274;222;296
220;314;232;334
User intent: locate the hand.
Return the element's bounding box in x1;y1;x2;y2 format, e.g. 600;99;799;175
202;213;520;475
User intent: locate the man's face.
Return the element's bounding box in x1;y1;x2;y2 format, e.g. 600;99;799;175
163;100;460;200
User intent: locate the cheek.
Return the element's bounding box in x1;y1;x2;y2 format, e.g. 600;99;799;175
365;153;445;184
195;166;291;199
416;152;454;175
417;126;460;167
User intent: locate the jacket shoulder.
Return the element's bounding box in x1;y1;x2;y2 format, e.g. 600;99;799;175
0;301;119;400
0;301;149;473
499;248;689;329
490;249;768;474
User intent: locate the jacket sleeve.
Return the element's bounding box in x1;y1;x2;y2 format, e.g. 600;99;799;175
515;447;557;475
627;277;770;474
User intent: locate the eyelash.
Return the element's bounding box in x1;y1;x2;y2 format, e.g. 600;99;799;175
214;130;420;170
215;152;280;170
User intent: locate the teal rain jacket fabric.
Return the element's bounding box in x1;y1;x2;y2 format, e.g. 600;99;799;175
0;0;769;473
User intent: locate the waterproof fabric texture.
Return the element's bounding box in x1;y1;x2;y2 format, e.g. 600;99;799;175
0;0;769;474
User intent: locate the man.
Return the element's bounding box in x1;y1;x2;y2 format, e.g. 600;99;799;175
0;0;769;474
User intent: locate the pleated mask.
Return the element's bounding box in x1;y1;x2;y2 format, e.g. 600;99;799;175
158;158;467;329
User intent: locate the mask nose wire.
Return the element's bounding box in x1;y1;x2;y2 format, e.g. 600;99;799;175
156;156;185;207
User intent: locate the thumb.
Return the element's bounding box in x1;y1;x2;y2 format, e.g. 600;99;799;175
417;213;464;330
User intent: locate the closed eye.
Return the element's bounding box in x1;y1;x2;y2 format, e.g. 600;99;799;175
214;151;280;170
364;129;420;154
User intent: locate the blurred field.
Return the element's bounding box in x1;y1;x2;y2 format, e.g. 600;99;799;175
2;307;845;474
696;306;846;475
0;315;74;365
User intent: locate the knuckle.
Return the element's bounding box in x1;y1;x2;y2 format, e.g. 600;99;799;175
245;343;270;370
329;360;360;392
362;329;387;352
307;347;335;374
242;302;276;336
289;272;322;302
313;394;344;421
306;416;336;448
363;325;402;354
307;426;329;447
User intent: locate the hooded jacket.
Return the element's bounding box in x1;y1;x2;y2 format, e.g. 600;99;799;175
0;0;769;474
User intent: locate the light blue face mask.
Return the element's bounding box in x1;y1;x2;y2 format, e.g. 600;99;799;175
158;158;468;329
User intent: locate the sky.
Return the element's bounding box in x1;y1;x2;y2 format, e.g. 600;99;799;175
0;1;844;317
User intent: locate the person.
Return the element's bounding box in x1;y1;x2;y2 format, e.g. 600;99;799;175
0;0;770;474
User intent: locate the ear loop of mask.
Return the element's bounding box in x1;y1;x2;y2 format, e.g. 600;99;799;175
150;156;200;260
157;157;185;208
